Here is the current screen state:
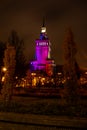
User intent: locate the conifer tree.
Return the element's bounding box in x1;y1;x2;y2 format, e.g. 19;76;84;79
0;41;6;89
63;28;79;106
2;44;16;104
8;30;26;77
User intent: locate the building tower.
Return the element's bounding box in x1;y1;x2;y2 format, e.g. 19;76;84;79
30;20;55;76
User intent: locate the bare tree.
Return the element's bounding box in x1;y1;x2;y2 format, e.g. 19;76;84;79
2;44;16;104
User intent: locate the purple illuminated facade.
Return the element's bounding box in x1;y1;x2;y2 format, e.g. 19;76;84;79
30;23;55;75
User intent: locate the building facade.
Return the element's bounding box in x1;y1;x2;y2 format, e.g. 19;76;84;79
30;22;55;76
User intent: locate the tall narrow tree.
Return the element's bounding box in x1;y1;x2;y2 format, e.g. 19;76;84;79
0;41;6;68
63;28;79;106
2;44;16;104
0;41;6;89
8;30;26;77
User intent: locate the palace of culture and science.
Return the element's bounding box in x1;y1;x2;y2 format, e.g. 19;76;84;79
30;21;55;76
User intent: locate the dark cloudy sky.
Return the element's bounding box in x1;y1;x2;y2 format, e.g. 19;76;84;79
0;0;87;68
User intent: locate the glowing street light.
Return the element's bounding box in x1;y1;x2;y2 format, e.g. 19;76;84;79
85;72;87;75
2;67;7;72
1;76;5;82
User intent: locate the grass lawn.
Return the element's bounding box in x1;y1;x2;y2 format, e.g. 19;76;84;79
0;95;87;118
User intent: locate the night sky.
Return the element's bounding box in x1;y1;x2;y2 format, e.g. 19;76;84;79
0;0;87;68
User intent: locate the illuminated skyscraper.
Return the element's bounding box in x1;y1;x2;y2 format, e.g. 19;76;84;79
30;21;55;75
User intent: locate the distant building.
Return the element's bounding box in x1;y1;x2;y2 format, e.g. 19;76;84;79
30;21;55;76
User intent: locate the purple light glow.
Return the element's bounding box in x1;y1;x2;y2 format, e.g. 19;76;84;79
36;40;49;63
30;24;55;73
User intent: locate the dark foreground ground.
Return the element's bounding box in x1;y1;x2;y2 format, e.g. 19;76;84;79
0;95;87;129
0;112;87;130
0;96;87;117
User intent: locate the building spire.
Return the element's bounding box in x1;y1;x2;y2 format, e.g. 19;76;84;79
42;17;45;27
41;17;46;33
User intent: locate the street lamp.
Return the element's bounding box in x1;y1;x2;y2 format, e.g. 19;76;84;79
2;67;7;72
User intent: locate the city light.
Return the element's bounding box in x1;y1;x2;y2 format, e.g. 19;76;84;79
85;72;87;74
2;67;7;72
1;76;5;82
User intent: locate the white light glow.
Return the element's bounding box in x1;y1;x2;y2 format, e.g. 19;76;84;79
41;27;46;33
39;42;47;46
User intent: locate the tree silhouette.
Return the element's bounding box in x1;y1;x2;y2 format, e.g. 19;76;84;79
2;44;16;104
63;28;79;106
8;30;26;77
0;41;6;87
0;41;6;68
